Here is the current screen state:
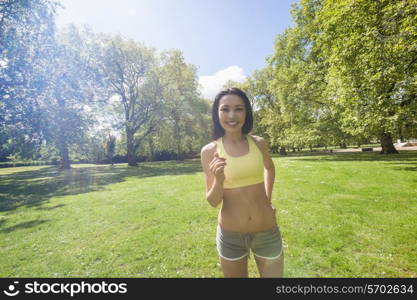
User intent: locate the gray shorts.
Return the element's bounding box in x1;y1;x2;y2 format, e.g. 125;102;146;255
216;224;283;261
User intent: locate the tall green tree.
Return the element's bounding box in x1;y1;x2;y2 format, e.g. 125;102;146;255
264;0;417;154
97;34;157;166
0;0;59;161
316;0;417;153
40;25;100;169
103;134;116;165
157;50;202;161
268;24;331;152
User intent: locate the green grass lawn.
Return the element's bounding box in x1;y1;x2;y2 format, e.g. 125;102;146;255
0;151;416;277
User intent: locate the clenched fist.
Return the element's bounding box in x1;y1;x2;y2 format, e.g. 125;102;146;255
209;152;227;182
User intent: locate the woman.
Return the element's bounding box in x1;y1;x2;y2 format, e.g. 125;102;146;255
200;87;284;278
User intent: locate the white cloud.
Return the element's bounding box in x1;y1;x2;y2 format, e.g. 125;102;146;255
128;9;137;16
198;66;246;100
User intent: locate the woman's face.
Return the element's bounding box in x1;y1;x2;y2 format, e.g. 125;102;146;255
218;94;246;133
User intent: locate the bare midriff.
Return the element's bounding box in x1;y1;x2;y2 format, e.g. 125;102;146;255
218;182;276;233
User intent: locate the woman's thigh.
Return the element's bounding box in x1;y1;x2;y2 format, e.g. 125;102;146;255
219;256;248;278
254;251;284;278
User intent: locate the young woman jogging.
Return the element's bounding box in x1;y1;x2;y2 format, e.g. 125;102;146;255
200;87;284;277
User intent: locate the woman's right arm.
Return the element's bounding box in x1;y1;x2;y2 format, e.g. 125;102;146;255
201;146;226;208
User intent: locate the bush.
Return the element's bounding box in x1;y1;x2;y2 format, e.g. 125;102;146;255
153;150;177;161
112;155;127;163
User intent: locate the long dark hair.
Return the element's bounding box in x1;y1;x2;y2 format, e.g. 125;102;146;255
211;87;253;140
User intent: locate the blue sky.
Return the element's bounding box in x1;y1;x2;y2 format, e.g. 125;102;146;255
56;0;298;99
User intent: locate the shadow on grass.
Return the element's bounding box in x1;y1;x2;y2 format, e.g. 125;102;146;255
391;165;417;172
0;159;202;213
0;220;49;233
274;150;417;163
35;204;66;211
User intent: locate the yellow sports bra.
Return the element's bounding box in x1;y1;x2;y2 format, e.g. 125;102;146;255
215;134;264;189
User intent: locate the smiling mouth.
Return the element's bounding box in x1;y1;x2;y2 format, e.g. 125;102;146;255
226;121;239;126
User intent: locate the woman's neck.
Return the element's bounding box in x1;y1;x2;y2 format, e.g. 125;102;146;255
223;132;246;144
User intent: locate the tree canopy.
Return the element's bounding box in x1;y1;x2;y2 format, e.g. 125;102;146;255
1;0;416;168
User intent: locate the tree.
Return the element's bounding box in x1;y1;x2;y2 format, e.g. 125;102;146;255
97;34;157;166
261;0;417;155
103;134;116;165
316;0;417;153
157;49;201;161
38;25;102;170
268;24;331;153
0;0;59;161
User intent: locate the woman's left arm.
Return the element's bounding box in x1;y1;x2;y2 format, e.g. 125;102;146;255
264;165;275;203
256;137;275;203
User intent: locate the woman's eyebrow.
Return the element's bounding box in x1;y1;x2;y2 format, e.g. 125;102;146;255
220;104;245;107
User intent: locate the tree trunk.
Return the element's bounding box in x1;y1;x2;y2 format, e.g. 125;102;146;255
126;128;138;166
59;143;71;170
188;140;193;154
398;125;404;142
380;132;398;154
340;142;347;149
279;147;287;155
148;137;155;161
56;98;71;170
174;121;182;161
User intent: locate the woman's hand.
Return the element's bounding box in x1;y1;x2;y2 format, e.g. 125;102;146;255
268;203;277;223
271;204;277;219
209;152;227;182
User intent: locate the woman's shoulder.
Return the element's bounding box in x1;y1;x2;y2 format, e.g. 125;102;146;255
200;140;218;156
248;134;269;151
248;134;264;143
